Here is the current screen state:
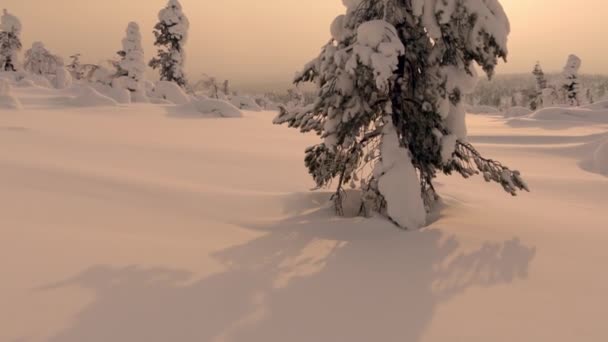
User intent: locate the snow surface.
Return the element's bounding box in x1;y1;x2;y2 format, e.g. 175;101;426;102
2;84;608;342
170;98;243;118
504;106;532;118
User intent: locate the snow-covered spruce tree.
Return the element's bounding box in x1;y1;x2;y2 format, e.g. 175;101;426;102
560;54;582;106
0;9;22;72
149;0;189;88
274;0;528;229
115;22;147;101
530;61;547;110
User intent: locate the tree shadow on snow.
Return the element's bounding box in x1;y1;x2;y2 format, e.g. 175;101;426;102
38;194;536;342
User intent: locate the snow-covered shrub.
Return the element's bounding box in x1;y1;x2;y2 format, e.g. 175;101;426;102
149;0;189;87
0;78;21;109
274;0;528;229
150;80;190;104
0;9;22;71
115;22;148;102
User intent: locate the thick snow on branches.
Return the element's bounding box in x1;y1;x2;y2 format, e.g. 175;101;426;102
0;9;22;71
149;0;189;87
115;22;148;102
275;0;526;229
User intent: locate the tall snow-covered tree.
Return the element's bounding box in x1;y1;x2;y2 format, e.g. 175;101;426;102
0;9;22;71
274;0;528;229
115;22;147;101
149;0;189;87
560;54;582;106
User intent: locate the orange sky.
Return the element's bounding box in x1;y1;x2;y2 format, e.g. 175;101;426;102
3;0;607;87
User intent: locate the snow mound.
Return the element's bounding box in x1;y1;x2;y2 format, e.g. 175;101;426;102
150;81;190;105
530;107;608;124
376;120;426;229
172;99;243;118
466;105;500;114
14;78;36;88
592;139;608;175
69;86;119;107
0;79;22;110
583;100;608;111
229;95;262;111
504;106;532;118
92;83;131;104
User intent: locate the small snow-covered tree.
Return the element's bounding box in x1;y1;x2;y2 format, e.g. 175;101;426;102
67;53;84;80
530;61;547;110
23;42;64;76
560;54;582;106
274;0;528;229
0;9;22;71
149;0;189;87
115;22;147;100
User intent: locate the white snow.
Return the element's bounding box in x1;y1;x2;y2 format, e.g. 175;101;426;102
172;98;243;118
591;138;608;175
149;81;190;105
229;95;262;112
376;120;427;229
0;78;21;109
1;80;608;342
0;8;21;34
69;86;119;107
504;106;532;118
529;106;608;124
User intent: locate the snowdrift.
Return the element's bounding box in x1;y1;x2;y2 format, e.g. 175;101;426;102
149;81;190;105
530;107;608;124
229;95;262;111
591;138;608;175
68;86;119;107
0;79;22;110
465;104;500;114
504;106;532;118
170;98;243;118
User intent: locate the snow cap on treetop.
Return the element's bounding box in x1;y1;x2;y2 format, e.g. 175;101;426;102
564;54;582;74
1;8;22;35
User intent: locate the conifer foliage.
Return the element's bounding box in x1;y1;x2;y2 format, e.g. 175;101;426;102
274;0;529;229
149;0;189;88
0;9;22;72
560;54;582;106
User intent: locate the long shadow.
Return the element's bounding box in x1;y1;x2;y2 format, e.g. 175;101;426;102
39;198;536;342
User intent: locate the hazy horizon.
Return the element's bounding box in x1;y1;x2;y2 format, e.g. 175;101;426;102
3;0;608;90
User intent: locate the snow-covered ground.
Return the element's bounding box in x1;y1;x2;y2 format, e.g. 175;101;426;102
2;85;608;342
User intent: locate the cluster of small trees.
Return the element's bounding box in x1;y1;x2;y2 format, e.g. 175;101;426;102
529;55;584;110
0;1;190;97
